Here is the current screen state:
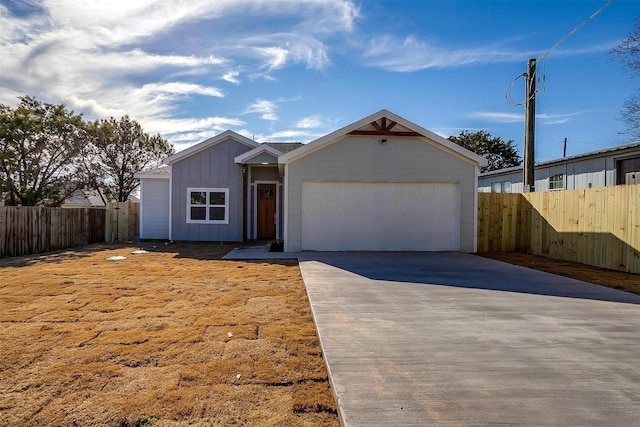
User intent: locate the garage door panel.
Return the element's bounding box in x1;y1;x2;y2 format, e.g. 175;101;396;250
301;182;460;251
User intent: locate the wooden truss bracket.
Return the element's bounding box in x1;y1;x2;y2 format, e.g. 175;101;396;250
348;117;423;137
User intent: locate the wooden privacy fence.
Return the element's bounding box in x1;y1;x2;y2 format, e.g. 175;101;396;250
478;184;640;274
105;202;139;243
0;206;106;258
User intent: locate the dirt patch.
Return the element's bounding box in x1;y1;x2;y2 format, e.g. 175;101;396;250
0;242;339;426
479;252;639;296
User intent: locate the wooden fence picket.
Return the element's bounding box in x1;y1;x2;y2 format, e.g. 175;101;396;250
0;206;109;258
478;184;640;274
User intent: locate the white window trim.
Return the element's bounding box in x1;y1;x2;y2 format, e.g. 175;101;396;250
549;174;564;191
186;187;229;224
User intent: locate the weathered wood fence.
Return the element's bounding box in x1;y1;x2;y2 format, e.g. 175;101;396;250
105;202;139;243
478;184;640;274
0;206;106;258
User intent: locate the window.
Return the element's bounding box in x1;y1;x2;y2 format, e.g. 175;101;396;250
549;174;564;190
490;181;512;193
187;188;229;224
617;157;640;185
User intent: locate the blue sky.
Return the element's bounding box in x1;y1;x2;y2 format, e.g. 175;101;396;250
1;0;637;161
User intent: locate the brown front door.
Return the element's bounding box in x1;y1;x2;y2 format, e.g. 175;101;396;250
257;184;276;239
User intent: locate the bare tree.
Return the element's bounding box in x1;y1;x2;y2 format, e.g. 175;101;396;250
610;18;640;140
84;116;174;202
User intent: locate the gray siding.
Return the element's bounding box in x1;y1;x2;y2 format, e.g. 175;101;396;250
250;166;280;182
140;178;170;239
478;149;640;192
171;138;251;241
245;151;278;164
478;171;524;193
284;136;478;252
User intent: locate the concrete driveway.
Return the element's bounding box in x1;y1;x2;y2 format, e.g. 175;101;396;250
297;252;640;427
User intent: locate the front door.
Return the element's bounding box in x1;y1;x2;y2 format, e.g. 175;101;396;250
257;183;276;239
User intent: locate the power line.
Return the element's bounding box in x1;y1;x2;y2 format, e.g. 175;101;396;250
505;72;527;107
537;140;565;153
505;0;616;105
537;0;615;96
539;0;615;63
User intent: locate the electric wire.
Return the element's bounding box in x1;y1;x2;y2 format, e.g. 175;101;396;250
537;140;565;153
505;0;615;106
505;72;527;106
536;0;615;96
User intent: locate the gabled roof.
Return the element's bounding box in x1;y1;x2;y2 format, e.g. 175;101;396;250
63;189;139;206
235;142;306;164
263;142;304;153
63;189;106;207
163;130;259;165
279;109;488;167
234;144;283;164
134;165;171;179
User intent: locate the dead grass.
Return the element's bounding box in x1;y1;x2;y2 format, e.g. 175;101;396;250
0;242;339;426
479;252;640;296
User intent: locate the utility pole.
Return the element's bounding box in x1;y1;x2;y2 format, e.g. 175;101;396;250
563;137;567;157
524;58;536;192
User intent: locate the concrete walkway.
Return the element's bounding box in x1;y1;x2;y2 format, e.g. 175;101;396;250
297;252;640;427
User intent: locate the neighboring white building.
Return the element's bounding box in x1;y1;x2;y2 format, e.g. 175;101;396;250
478;142;640;193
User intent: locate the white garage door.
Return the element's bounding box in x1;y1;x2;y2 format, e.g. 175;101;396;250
301;182;460;251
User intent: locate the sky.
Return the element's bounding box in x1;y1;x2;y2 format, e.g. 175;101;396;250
1;0;638;162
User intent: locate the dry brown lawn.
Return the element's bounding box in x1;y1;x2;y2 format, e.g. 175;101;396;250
0;242;339;426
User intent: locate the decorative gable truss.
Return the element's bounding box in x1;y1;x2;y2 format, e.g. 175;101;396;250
347;116;424;137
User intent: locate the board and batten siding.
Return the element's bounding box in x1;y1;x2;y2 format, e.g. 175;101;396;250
284;135;478;252
139;178;170;239
245;151;278;164
170;138;251;241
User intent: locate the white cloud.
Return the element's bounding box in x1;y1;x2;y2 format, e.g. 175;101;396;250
0;0;358;140
362;34;537;72
138;82;224;98
296;115;323;128
245;100;279;121
267;130;309;139
141;116;245;135
142;116;247;151
245;33;330;70
222;71;241;84
470;112;524;123
470;111;582;125
257;46;290;71
361;31;617;73
265;129;324;142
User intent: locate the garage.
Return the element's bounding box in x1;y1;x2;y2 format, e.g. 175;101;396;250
279;110;487;253
301;182;460;251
